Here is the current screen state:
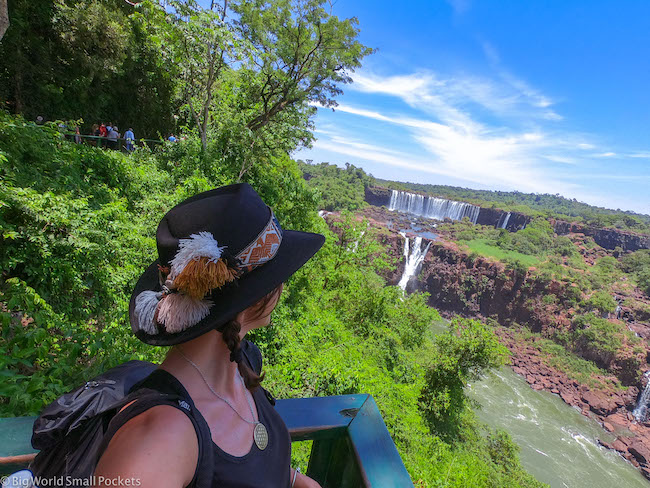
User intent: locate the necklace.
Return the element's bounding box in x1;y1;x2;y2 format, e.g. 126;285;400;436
176;347;269;450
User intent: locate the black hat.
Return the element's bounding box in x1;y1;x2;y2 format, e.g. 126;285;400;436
129;183;325;346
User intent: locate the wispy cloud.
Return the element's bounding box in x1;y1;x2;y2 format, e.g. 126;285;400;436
351;71;561;123
306;66;650;213
594;152;617;157
313;111;579;196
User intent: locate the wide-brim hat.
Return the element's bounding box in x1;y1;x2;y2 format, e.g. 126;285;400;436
129;183;325;346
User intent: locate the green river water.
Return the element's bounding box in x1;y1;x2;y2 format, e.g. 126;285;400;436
468;367;648;487
427;320;647;487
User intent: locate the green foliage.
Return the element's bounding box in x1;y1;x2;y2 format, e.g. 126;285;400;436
0;0;176;137
621;250;650;295
584;291;617;314
420;318;508;441
501;218;554;256
462;239;540;269
298;161;373;211
536;337;619;390
0;113;317;413
569;314;623;366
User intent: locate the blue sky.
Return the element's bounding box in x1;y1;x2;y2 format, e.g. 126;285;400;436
295;0;650;215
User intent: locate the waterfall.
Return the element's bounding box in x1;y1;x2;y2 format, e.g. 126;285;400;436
499;212;512;229
349;230;365;253
633;371;650;422
397;232;432;291
388;190;480;223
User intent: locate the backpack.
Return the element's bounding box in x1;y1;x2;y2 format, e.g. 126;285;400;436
28;341;268;488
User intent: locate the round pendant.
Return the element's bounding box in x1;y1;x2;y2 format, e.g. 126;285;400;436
254;422;268;450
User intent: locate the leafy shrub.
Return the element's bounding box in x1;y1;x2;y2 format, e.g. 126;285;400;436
584;291;617;314
570;314;623;367
420;318;508;440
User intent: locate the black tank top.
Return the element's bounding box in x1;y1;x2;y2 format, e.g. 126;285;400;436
103;344;291;488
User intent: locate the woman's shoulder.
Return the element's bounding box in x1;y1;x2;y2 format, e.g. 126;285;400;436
94;404;199;487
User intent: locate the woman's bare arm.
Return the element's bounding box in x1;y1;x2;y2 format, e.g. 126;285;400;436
93;405;199;488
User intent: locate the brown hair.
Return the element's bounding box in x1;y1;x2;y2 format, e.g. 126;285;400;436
221;284;283;390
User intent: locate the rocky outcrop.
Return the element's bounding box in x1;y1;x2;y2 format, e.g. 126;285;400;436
553;220;650;252
364;187;391;207
475;207;529;231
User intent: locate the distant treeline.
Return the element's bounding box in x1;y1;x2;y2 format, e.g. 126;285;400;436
297;161;650;234
375;178;650;234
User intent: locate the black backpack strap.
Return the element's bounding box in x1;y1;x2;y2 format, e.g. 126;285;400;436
240;340;262;374
97;390;214;488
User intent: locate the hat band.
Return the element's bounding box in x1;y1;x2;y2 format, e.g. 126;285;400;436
235;209;283;275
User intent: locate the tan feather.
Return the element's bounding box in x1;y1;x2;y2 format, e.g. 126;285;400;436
173;257;238;299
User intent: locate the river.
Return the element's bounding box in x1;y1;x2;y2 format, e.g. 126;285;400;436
468;367;648;487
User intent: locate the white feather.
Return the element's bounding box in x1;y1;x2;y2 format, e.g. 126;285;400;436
134;290;163;335
157;293;213;333
169;232;226;279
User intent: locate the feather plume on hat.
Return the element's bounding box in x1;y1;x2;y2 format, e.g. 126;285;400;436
133;232;238;334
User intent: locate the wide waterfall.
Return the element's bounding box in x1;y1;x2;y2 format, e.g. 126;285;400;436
388;190;480;223
633;371;650;421
398;232;432;291
498;212;511;229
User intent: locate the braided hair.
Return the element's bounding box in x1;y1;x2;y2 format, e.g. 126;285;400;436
222;284;282;390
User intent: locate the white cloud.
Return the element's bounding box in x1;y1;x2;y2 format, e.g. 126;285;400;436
313;111;579;196
350;70;560;124
309;69;650;213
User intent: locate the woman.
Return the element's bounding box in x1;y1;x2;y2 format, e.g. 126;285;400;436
93;184;324;488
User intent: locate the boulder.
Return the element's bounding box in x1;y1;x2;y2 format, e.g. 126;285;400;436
629;443;650;464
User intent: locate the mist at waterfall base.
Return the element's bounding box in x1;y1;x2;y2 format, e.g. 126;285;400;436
467;368;648;487
388;190;480;223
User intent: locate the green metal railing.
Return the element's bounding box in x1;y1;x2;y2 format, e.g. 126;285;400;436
61;133;164;151
0;394;413;487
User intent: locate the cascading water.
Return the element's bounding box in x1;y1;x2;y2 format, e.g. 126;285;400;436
499;212;511;229
397;232;431;291
388;190;480;223
633;371;650;421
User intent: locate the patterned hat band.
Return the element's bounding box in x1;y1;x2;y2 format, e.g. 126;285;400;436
134;208;283;336
234;209;283;275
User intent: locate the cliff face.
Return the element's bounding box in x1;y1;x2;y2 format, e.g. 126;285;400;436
375;229;649;385
553;220;650;252
365;187;391;207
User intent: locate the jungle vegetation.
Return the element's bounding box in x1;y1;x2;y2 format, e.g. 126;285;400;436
0;1;544;486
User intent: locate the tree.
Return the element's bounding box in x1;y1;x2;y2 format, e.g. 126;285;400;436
0;0;175;136
153;0;372;160
420;318;508;440
0;0;8;41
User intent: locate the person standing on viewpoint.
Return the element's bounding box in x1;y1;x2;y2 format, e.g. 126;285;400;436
124;128;135;152
93;183;323;488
